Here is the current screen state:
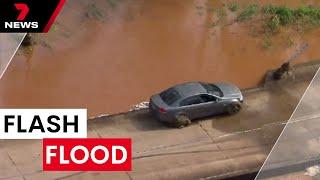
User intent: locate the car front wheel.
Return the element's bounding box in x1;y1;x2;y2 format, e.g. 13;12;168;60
227;102;241;114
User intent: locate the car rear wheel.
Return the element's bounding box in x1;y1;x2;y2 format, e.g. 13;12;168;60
174;114;191;128
228;102;241;115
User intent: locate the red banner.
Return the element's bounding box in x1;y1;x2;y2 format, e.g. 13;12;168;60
43;138;132;171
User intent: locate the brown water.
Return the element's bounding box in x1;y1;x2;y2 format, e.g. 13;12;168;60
0;0;320;117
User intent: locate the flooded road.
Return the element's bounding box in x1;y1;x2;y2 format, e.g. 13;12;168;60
0;0;320;116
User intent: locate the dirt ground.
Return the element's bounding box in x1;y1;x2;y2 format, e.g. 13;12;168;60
0;62;317;180
0;0;320;116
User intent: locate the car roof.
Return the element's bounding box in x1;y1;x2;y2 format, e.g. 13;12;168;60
173;82;207;98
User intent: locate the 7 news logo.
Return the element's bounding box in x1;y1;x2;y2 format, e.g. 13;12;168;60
15;3;29;20
5;3;39;29
0;0;65;32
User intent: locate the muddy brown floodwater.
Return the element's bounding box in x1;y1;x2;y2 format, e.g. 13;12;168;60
0;0;320;117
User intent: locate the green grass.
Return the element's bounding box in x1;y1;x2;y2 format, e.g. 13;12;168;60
263;5;320;32
228;2;239;12
262;36;272;49
237;4;258;21
235;4;320;33
200;3;320;49
263;6;294;25
266;14;281;32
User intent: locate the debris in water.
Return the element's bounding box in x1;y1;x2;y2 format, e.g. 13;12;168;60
305;165;320;177
272;43;308;80
89;113;110;119
130;102;149;111
272;62;291;80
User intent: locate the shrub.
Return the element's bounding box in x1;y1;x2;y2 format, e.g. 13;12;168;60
228;2;239;12
237;4;258;21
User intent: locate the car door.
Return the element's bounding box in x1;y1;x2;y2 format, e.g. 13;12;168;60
178;95;204;119
198;94;224;117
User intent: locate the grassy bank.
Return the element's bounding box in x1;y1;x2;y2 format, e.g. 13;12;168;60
263;6;320;33
228;4;320;48
236;4;320;33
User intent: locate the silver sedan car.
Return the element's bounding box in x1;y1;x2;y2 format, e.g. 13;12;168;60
149;82;243;128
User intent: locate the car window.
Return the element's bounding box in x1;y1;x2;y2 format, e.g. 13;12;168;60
200;94;217;103
180;96;203;106
201;83;223;97
160;88;181;105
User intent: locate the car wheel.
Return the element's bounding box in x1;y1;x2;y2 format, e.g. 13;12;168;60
175;114;191;128
228;102;241;115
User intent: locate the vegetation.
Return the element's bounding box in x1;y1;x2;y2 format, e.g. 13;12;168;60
195;3;320;49
236;4;258;21
228;2;239;12
262;36;272;49
235;4;320;33
235;5;320;48
263;5;320;33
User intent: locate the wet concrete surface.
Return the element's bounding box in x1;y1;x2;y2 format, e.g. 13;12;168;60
0;62;317;180
0;0;320;116
256;64;320;179
272;172;313;180
0;34;25;78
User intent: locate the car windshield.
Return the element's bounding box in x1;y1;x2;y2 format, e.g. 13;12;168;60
160;88;181;105
201;83;223;97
